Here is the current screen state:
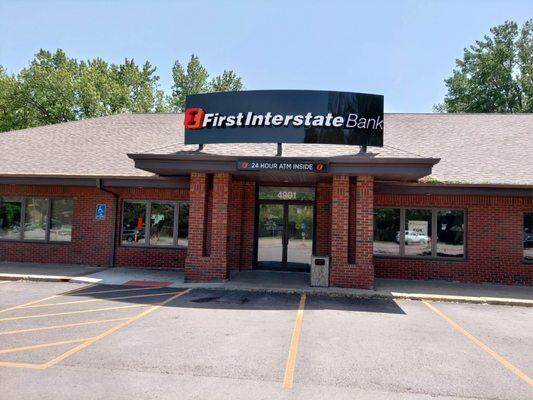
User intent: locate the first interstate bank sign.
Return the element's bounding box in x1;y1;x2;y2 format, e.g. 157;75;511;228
237;159;328;173
184;90;384;147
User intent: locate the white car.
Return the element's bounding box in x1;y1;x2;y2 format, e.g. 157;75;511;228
396;231;430;244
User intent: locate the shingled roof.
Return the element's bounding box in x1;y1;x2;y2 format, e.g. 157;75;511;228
0;112;531;185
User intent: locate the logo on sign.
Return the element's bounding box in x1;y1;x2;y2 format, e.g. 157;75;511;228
184;108;206;130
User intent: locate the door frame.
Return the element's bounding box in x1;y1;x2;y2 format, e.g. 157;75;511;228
254;198;316;271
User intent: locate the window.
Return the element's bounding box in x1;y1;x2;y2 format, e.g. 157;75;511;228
0;197;22;240
23;198;48;241
121;200;189;247
436;210;464;258
524;212;533;262
121;202;147;246
373;207;465;259
149;203;174;246
0;197;73;242
50;199;74;242
178;202;189;247
373;208;400;255
405;209;432;257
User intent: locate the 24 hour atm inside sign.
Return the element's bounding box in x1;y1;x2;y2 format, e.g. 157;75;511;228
183;90;384;147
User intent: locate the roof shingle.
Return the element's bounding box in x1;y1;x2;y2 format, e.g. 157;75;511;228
0;112;531;185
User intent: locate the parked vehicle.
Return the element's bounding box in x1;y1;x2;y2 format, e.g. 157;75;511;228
396;230;430;244
524;233;533;248
122;228;145;243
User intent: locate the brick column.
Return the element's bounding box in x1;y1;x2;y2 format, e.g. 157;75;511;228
330;176;350;280
185;172;231;281
239;181;256;270
329;175;374;289
185;172;208;262
354;176;374;288
209;173;231;277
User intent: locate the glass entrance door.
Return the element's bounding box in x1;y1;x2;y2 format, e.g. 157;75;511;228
286;204;314;269
257;204;284;268
257;203;314;270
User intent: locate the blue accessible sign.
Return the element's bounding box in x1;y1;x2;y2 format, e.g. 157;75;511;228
96;204;106;220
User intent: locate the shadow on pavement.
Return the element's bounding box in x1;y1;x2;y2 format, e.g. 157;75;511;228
64;285;406;315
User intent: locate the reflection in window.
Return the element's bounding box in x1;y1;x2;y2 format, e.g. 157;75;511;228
122;202;146;245
50;199;73;242
524;212;533;261
0;198;22;240
405;209;432;257
373;208;400;255
436;210;464;257
178;203;189;247
23;198;48;241
121;200;189;247
150;203;175;246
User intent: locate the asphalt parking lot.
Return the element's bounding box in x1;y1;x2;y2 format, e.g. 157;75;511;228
0;279;531;399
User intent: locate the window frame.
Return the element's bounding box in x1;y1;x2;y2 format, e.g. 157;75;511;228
524;211;533;264
373;206;467;260
0;196;73;244
120;199;189;249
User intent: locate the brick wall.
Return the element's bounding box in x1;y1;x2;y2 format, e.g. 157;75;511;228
0;184;114;266
2;181;531;286
374;194;533;285
329;176;375;289
315;183;331;256
185;173;232;281
0;184;189;269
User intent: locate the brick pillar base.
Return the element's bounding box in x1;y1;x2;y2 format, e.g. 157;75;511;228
185;172;231;282
329;175;374;289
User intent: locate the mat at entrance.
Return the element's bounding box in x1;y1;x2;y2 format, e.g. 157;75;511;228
124;280;172;287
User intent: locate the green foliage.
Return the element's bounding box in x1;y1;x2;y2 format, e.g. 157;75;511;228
435;20;533;113
0;49;171;131
211;70;244;93
0;50;244;132
170;54;244;111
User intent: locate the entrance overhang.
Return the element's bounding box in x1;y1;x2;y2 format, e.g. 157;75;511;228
128;153;440;183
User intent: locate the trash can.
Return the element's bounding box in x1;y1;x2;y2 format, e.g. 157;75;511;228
310;255;330;287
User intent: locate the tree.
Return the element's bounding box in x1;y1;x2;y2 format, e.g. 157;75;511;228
170;54;244;111
435;20;533;113
0;66;27;132
0;49;243;133
16;49;79;126
211;70;243;92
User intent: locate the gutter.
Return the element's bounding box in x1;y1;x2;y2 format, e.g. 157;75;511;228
96;178;119;268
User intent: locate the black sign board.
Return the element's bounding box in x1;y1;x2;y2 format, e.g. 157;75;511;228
184;90;383;147
237;159;328;173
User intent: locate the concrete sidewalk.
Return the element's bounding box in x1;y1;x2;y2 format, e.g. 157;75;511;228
0;262;531;306
0;261;108;282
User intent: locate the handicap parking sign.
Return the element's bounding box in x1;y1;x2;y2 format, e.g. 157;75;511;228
96;204;106;220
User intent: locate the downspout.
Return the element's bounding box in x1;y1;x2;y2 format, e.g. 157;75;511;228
97;178;119;268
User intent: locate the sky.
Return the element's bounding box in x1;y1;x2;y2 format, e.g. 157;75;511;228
0;0;531;112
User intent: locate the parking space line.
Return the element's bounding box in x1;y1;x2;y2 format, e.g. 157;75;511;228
66;286;164;296
0;338;92;355
0;283;96;315
42;288;191;369
0;361;45;369
423;301;533;387
0;317;132;336
20;291;186;309
0;304;148;322
283;293;306;389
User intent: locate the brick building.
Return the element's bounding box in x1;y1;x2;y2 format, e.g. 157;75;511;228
0;112;532;288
